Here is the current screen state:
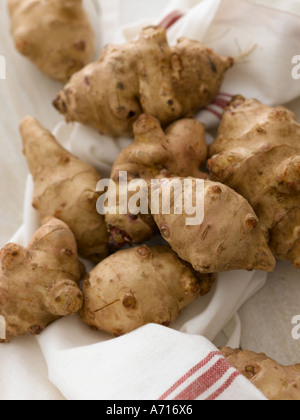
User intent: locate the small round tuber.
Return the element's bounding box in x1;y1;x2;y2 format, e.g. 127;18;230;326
53;26;233;137
80;245;214;336
152;178;276;273
106;114;209;249
20;116;109;263
221;348;300;401
208;95;300;268
0;218;83;342
8;0;95;82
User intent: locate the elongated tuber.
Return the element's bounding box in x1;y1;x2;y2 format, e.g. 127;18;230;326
53;25;233;137
9;0;95;82
221;348;300;401
106;114;208;248
0;218;83;342
81;245;214;336
208;96;300;268
20;116;109;262
152;178;276;273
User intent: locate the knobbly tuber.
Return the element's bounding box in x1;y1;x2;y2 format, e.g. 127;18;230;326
0;218;83;342
9;0;95;82
208;96;300;268
20;116;109;262
152;178;276;273
221;348;300;401
81;245;214;336
53;25;234;137
106;114;208;249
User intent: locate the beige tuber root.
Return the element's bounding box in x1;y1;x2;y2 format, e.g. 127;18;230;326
53;25;233;137
152;178;276;273
20;116;109;262
106;114;208;249
208;96;300;268
8;0;95;82
81;245;214;336
221;348;300;401
0;218;83;342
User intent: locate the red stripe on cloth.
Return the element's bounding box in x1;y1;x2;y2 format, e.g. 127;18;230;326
212;97;229;109
219;92;233;99
173;358;232;401
205;106;223;119
205;371;240;400
159;11;185;30
159;351;219;400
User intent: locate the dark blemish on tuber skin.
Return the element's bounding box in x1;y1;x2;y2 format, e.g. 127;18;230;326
208;56;217;73
201;86;210;95
122;295;137;309
29;325;43;336
244;365;258;379
257;127;267;134
84;76;91;86
113;330;123;337
245;217;258;231
109;228;132;251
61;156;71;164
62;248;73;257
84;275;91;287
53;96;67;114
210;185;222;194
117;82;125;90
136;245;151;259
73;40;86;51
168;99;174;106
201;225;212;241
160;226;170;238
127;111;136;119
128;214;138;221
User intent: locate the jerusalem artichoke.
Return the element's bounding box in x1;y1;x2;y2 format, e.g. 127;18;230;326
53;25;233;137
81;245;214;336
221;348;300;401
0;218;83;342
20;116;109;262
152;178;276;273
106;114;208;249
9;0;95;82
208;96;300;268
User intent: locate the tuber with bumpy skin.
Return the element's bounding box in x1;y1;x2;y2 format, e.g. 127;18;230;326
152;178;276;273
81;245;214;336
20;116;109;263
8;0;95;82
106;114;208;249
0;218;83;342
208;96;300;268
221;348;300;401
53;25;234;137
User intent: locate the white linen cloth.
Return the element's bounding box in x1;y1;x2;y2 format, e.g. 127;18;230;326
0;0;300;400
